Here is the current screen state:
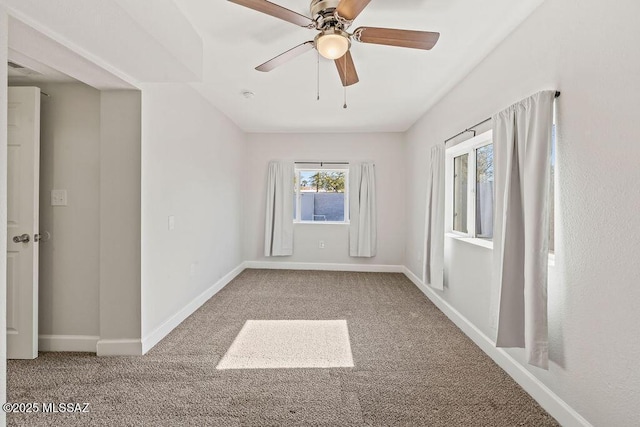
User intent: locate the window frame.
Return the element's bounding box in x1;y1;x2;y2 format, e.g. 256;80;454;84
446;130;493;243
444;117;557;263
293;167;350;225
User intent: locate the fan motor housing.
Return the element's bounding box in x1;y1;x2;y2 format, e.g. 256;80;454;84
311;0;349;30
310;0;340;17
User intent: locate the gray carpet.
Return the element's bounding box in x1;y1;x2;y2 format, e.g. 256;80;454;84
7;269;559;426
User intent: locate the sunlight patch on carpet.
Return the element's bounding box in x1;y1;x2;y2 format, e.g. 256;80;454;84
216;320;354;370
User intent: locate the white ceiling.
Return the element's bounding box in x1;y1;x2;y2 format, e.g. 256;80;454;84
2;0;545;133
176;0;545;133
6;17;134;90
1;0;203;85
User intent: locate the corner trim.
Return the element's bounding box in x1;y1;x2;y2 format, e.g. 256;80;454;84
402;266;592;427
38;334;99;353
245;261;403;273
96;339;143;356
141;262;246;354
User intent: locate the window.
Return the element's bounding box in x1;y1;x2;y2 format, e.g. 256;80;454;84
294;167;349;223
446;126;555;252
475;144;494;239
446;130;494;240
453;154;468;233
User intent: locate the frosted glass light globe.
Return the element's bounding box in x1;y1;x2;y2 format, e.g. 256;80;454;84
317;33;349;60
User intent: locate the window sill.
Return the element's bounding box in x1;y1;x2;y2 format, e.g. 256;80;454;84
294;221;350;225
548;252;556;267
446;233;557;266
446;233;493;250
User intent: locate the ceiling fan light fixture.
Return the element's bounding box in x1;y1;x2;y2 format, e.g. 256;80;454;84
315;29;350;60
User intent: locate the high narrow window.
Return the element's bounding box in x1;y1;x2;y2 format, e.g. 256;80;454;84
475;144;494;239
446;130;494;240
453;154;468;233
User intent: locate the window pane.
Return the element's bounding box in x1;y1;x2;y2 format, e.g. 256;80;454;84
293;173;297;220
476;144;494;240
298;170;346;222
453;154;468;233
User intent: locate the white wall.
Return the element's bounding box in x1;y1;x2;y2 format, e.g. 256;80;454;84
34;83;101;338
141;83;246;340
99;90;142;350
404;0;640;425
244;133;405;267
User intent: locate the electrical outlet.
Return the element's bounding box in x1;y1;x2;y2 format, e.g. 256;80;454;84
51;189;68;206
319;240;325;249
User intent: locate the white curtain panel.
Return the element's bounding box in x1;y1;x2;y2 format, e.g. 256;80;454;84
492;90;555;369
349;162;377;257
264;161;294;257
423;145;445;290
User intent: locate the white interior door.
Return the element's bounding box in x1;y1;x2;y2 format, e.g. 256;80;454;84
6;87;40;359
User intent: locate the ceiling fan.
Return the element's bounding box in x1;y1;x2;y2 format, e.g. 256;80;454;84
228;0;440;87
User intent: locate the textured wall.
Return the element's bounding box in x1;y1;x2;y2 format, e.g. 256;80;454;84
140;83;246;339
404;0;640;425
244;133;405;267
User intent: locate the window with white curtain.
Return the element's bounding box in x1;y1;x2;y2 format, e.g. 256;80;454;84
446;125;556;252
446;130;494;241
293;167;349;223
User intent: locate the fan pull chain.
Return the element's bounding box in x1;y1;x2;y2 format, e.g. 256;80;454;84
343;54;348;109
344;86;347;109
316;50;320;101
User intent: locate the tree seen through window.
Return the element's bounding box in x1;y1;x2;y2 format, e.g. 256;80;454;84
295;170;347;222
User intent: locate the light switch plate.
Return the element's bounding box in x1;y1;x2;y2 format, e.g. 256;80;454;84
168;215;175;231
51;189;68;206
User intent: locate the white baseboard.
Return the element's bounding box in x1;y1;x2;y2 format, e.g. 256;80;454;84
245;261;404;273
141;262;246;354
402;267;591;427
39;335;99;352
96;339;143;356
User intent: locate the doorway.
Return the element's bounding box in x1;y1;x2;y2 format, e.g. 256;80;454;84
5;15;141;359
7;75;104;358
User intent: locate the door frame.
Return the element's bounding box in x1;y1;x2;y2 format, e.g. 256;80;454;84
1;10;142;421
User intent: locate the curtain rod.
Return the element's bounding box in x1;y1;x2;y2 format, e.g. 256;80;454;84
295;162;349;166
444;91;561;145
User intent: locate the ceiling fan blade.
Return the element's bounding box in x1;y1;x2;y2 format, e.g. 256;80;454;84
228;0;314;28
256;41;315;72
353;27;440;50
334;51;359;87
335;0;371;21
